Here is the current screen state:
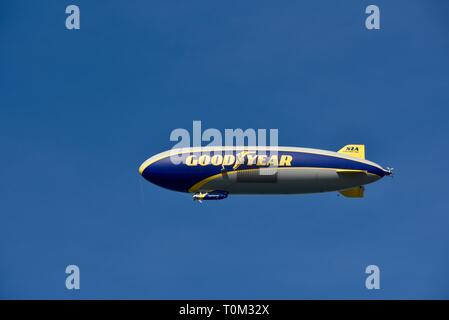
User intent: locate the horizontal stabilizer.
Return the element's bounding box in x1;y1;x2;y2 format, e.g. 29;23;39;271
339;186;364;198
338;144;365;159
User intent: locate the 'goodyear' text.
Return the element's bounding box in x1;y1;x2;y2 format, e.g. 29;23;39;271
185;152;293;169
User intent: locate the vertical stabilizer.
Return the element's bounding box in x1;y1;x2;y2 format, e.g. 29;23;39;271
338;144;365;159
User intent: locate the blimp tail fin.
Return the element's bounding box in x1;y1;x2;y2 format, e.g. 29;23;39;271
339;186;364;198
338;144;365;159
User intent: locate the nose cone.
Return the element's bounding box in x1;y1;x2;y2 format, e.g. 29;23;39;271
139;154;167;188
138;163;147;176
139;159;152;177
139;157;154;181
139;155;194;192
139;157;174;191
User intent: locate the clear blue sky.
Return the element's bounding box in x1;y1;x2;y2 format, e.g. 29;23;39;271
1;0;449;299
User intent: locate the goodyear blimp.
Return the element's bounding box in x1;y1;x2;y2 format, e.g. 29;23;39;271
139;145;392;201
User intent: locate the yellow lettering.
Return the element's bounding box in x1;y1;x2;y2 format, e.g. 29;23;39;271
279;155;293;166
187;153;293;167
211;155;223;165
267;155;279;166
198;155;210;166
246;154;258;165
223;154;235;165
257;155;267;166
186;155;198;166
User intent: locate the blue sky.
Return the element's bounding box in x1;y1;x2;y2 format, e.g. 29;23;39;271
1;0;449;299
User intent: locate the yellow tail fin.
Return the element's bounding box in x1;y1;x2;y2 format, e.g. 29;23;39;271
338;144;365;159
339;186;364;198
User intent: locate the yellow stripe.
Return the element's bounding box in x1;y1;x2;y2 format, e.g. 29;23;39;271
188;167;379;193
336;169;367;173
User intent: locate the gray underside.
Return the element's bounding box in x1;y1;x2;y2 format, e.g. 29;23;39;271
198;168;381;194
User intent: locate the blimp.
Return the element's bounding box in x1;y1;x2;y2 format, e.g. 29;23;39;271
139;145;392;201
